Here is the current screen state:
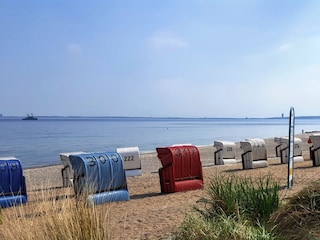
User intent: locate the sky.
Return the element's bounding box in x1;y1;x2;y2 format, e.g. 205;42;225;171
1;0;320;118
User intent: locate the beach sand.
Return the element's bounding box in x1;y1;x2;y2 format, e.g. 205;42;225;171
2;133;320;239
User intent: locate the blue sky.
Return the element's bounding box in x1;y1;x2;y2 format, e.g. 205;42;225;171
1;1;320;118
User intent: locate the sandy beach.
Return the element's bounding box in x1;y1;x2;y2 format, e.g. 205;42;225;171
2;133;320;239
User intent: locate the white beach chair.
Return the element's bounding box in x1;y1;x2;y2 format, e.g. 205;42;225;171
240;138;268;169
116;147;142;177
274;137;282;157
309;134;320;166
60;151;86;187
213;140;237;165
278;137;304;164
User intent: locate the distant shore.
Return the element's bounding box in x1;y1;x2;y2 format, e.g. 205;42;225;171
2;115;320;119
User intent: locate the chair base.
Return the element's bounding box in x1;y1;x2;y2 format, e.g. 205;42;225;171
87;190;130;206
0;195;28;208
174;179;203;193
281;156;304;164
243;160;268;169
223;159;238;165
252;160;268;169
125;169;142;177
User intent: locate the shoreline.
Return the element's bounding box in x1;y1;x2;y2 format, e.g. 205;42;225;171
24;133;311;170
23;133;312;191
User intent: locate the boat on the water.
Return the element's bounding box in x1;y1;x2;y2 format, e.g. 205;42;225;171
22;114;38;120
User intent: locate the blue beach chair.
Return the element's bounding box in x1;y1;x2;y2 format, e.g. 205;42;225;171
69;152;129;206
0;157;27;208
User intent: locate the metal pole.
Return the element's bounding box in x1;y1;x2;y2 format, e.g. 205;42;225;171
287;107;295;189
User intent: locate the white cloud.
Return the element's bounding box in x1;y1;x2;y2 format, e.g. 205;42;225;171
148;31;188;49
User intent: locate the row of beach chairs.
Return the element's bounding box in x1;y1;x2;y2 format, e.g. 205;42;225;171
215;137;305;169
1;135;319;208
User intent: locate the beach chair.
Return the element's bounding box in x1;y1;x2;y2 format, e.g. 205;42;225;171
240;138;268;169
60;151;86;187
308;134;320;166
69;151;129;206
116;147;142;177
156;145;203;193
213;140;237;165
0;157;27;208
278;137;304;164
274;137;282;157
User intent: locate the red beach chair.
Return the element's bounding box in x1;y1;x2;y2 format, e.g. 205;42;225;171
156;145;203;193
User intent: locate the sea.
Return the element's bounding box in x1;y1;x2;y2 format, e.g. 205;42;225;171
1;116;320;168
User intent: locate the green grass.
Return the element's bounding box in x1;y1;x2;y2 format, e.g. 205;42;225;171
172;211;278;240
172;174;281;240
173;174;320;240
194;174;280;224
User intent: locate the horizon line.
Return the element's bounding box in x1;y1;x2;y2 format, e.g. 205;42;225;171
1;115;320;119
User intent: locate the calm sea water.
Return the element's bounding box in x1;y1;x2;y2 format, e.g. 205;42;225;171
0;116;320;168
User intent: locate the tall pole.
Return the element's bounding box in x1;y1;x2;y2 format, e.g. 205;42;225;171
287;107;295;189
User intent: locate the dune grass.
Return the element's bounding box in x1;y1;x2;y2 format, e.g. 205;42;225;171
195;174;280;224
0;187;112;240
172;212;277;240
173;174;320;240
172;174;281;240
271;179;320;240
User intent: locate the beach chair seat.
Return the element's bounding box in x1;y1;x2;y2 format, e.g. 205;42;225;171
60;151;86;187
156;145;203;193
278;137;304;164
308;134;320;166
0;157;27;208
240;138;268;169
69;152;129;206
116;147;142;177
213;140;237;165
